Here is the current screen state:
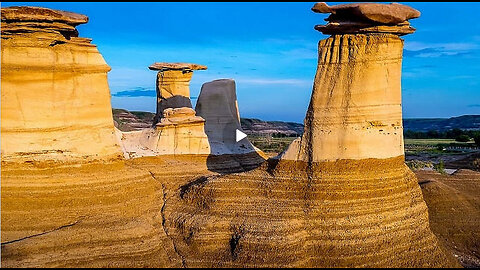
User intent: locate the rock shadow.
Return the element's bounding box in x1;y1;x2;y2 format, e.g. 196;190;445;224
153;95;192;125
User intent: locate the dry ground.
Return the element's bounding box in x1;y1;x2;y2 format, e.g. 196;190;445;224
1;155;478;267
416;169;480;268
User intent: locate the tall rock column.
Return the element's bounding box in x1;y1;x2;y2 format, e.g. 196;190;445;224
148;62;207;124
1;6;122;163
282;3;416;162
195;79;267;172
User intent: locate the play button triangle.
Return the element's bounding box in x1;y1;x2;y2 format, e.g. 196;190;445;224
236;129;247;142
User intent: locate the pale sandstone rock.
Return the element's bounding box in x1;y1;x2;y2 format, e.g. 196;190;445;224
281;34;405;161
149;62;207;124
1;6;122;163
195;79;265;156
116;108;210;157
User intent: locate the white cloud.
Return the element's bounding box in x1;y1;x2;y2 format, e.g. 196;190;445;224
404;41;479;52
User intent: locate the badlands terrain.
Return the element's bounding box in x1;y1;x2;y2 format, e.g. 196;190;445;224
1;2;479;268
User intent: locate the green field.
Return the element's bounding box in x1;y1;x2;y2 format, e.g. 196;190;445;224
404;139;475;146
249;136;477;155
248;136;297;154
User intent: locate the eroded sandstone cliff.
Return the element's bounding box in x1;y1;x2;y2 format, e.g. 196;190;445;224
1;6;122;163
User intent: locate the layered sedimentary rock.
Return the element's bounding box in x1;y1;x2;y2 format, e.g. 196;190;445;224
116;108;210;158
1;6;122;162
141;108;210;155
1;155;213;267
417;169;480;268
1;3;462;268
281;33;404;161
149;62;207;124
156;2;459;267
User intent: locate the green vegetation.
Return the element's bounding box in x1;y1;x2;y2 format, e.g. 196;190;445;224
474;135;480;147
455;134;471;142
404;128;479;141
248;135;297;154
404;139;458;145
434;160;446;175
406;160;434;171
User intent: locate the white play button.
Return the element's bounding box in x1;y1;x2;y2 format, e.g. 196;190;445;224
236;129;247;142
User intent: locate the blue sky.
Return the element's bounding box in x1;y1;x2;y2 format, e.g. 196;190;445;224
4;2;480;122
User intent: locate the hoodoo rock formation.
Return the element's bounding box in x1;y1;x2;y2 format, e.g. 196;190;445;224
115;63;211;158
149;62;207;125
158;2;460;267
1;6;122;162
1;3;465;268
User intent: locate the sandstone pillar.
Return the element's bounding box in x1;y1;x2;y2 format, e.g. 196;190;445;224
165;3;459;267
1;6;122;163
281;3;419;162
148;62;207;124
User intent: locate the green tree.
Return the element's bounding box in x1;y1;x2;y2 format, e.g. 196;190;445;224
455;134;471;142
474;134;480;147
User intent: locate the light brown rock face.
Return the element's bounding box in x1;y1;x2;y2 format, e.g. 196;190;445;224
149;62;207;124
115;63;211;158
1;6;122;163
142;108;211;155
281;34;404;161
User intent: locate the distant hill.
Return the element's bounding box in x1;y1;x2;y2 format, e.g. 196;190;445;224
240;118;304;136
403;115;480;132
112;109;479;134
112;108;154;131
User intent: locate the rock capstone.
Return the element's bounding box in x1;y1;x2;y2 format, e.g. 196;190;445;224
313;2;420;35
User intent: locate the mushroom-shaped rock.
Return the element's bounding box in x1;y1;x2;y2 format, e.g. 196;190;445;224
148;62;207;124
161;3;459;267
